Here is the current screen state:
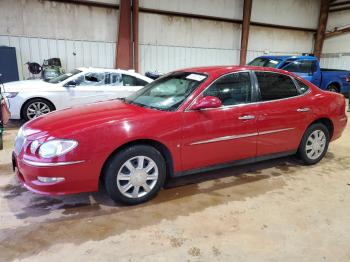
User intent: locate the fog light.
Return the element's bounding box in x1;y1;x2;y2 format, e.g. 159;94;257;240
37;176;65;183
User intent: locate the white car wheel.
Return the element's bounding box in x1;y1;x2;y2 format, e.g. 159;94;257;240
22;99;55;121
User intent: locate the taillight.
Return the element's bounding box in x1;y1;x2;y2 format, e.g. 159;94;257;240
338;95;346;115
341;97;346;114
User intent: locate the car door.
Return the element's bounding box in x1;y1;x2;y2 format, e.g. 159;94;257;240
181;71;259;172
67;72;108;106
253;71;314;157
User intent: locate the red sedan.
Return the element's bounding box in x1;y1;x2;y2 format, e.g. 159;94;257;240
13;66;347;205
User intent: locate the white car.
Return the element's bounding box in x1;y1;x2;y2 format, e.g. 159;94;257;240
2;68;153;121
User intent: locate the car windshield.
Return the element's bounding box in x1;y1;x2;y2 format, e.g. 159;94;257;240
124;71;207;111
47;69;82;83
248;58;282;68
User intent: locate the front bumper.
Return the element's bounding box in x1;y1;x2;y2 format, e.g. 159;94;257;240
331;115;347;141
13;152;98;195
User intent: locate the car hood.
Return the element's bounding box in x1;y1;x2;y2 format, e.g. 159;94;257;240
2;79;54;92
23;100;157;140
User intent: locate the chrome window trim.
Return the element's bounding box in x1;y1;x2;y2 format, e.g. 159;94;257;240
251;88;311;105
252;70;311;103
23;159;85;167
259;127;295;135
185;70;312;112
189;127;295;146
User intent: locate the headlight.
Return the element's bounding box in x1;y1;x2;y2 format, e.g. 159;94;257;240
30;140;40;154
16;126;24;139
38;139;78;158
4;92;18;98
14;126;26;154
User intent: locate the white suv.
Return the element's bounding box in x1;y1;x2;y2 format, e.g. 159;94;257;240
2;68;153;121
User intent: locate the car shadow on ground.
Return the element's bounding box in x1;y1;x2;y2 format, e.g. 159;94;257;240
4;119;24;129
1;154;308;221
0;151;346;262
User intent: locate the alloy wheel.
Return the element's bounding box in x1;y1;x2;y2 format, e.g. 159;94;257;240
305;129;326;160
116;156;159;199
27;102;51;119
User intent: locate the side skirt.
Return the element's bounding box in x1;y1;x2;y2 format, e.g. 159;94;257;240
174;150;297;177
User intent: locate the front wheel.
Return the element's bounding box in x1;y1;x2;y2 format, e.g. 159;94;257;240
103;145;166;205
297;123;330;165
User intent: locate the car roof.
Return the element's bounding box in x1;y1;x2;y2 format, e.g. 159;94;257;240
178;65;294;77
76;67;153;82
257;55;317;61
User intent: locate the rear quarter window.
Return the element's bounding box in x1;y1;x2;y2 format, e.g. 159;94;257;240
295;79;310;94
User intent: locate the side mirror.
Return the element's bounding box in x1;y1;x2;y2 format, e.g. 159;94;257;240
65;81;76;88
190;96;222;110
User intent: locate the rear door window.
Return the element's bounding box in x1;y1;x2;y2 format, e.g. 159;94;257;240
255;71;299;101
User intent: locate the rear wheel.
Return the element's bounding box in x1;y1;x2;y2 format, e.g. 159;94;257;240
297;123;330;165
103;145;166;205
22;98;55;121
327;84;339;93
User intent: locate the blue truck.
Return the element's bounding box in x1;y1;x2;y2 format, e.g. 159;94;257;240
248;55;350;94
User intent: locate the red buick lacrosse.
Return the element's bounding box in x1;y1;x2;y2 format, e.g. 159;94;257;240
13;66;347;204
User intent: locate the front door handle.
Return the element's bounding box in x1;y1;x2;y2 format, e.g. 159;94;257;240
238;115;256;120
297;107;311;112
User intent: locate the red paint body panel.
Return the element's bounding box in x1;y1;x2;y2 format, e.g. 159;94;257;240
256;94;315;155
13;66;347;196
182;104;259;171
15;158;97;195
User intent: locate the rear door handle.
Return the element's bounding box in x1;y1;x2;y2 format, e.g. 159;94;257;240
238;115;256;120
297;107;311;112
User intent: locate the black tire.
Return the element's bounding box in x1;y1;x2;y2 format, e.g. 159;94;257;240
297;123;330;165
327;84;339;93
103;145;166;205
21;98;55;121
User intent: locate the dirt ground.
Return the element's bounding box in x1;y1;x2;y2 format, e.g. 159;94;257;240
0;111;349;262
